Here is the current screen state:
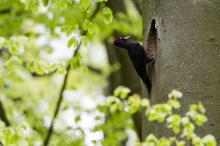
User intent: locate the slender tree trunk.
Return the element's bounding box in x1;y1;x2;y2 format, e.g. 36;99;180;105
142;0;220;143
105;0;144;140
106;37;143;139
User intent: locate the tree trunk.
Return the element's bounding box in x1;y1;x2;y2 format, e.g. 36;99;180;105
142;0;220;143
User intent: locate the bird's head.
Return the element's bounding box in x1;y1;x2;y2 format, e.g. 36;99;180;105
113;36;131;49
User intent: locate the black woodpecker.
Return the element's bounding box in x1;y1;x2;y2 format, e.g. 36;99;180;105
113;37;153;97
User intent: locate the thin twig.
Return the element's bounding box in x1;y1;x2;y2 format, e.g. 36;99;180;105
43;42;81;146
43;1;97;145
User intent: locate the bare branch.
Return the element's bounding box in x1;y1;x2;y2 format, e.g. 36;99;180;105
0;100;11;126
43;43;81;146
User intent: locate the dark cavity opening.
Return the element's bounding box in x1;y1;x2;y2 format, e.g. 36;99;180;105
147;19;157;59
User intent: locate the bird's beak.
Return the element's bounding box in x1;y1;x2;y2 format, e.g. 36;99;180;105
123;35;131;40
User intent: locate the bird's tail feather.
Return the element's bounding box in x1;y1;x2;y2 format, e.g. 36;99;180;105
142;75;152;98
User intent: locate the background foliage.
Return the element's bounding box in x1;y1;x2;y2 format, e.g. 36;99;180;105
0;0;141;145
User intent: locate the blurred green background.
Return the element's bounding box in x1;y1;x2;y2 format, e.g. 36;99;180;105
0;0;141;145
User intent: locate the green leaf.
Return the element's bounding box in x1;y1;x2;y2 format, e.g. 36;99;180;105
202;135;216;146
88;23;99;34
147;104;171;122
168;90;183;99
194;114;207;126
147;107;167;122
31;0;39;12
181;117;190;125
80;0;90;9
117;102;124;111
181;122;195;140
106;96;117;106
81;37;89;47
190;104;198;111
158;138;171;146
24;0;32;10
36;62;44;75
192;136;203;146
160;104;172;115
61;25;72;36
141;99;150;108
173;125;181;134
102;7;113;24
168;99;181;109
72;24;79;31
68;37;78;48
97;105;106;113
128;95;141;113
109;104;117;113
82;19;92;32
186;109;207;126
75;115;81;123
144;134;158;145
27;60;36;72
71;53;81;69
176;141;185;146
166;114;181;134
7;56;22;65
113;86;130;99
185;122;195;132
198;102;206;114
148;108;159;121
9;46;20;55
57;66;66;74
48;63;57;72
82;66;89;74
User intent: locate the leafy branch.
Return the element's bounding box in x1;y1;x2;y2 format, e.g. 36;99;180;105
43;1;101;146
97;87;217;146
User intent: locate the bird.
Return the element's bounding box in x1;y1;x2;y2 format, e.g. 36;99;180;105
113;36;153;97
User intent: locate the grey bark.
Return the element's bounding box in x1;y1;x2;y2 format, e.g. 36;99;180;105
142;0;220;143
